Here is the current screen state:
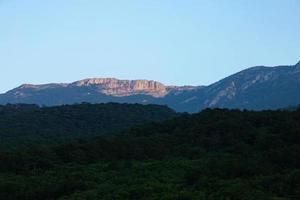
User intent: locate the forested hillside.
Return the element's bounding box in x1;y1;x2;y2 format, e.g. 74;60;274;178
0;107;300;199
0;103;176;150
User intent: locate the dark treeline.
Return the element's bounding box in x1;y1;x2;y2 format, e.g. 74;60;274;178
0;105;300;199
0;103;176;150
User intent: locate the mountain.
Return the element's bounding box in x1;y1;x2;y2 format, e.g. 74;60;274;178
197;61;300;110
1;61;300;112
0;78;201;112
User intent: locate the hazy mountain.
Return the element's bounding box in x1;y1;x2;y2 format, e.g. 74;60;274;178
199;61;300;110
0;78;202;112
1;61;300;112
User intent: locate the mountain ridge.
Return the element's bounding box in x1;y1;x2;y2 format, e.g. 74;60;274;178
8;78;200;99
1;61;300;112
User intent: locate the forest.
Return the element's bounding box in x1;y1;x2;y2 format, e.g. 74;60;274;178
0;103;300;199
0;103;176;150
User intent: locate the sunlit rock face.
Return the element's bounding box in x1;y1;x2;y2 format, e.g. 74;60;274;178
72;78;168;97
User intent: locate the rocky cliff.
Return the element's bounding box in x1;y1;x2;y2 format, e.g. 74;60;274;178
71;78;169;97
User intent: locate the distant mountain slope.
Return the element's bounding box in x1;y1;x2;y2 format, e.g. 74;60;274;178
0;61;299;112
0;78;201;112
199;61;300;110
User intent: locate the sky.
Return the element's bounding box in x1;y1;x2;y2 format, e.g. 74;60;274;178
0;0;300;93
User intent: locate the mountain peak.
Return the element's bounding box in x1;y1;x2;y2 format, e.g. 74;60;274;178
17;83;68;90
72;78;118;86
18;84;36;89
71;78;168;97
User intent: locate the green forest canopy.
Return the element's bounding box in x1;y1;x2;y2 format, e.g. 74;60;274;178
0;103;176;150
0;103;300;199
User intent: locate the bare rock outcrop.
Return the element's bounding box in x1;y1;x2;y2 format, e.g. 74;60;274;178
72;78;168;97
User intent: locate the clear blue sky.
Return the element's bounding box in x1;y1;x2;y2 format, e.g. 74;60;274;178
1;0;300;93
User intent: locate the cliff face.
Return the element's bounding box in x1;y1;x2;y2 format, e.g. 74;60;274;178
72;78;168;97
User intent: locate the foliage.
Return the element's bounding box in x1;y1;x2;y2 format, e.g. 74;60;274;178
0;103;176;150
1;105;300;199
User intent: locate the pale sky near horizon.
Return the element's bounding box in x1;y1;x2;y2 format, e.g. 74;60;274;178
0;0;300;93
